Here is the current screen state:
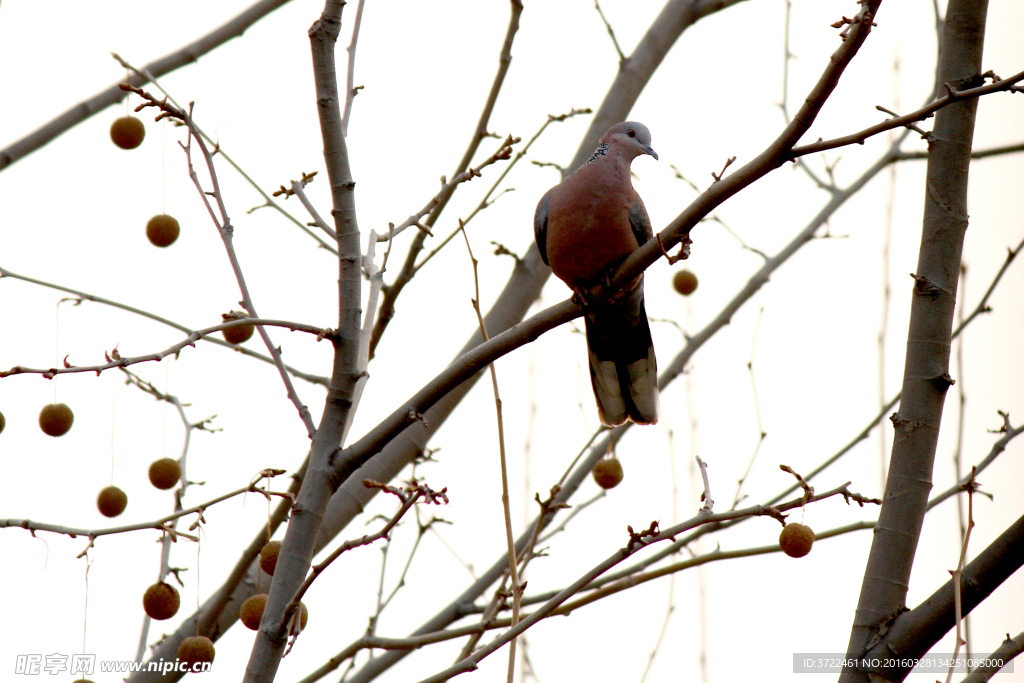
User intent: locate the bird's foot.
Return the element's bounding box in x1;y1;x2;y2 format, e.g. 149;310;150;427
657;233;692;265
570;285;591;308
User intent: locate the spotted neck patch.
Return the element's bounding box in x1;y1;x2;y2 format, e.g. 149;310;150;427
585;143;608;165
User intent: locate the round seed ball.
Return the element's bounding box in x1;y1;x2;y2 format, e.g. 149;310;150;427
39;403;74;437
110;116;145;149
146;214;180;247
148;458;182;490
295;602;309;631
97;485;128;518
143;581;180;620
672;269;698;296
221;312;255;345
0;410;5;434
239;593;268;630
178;636;215;671
779;522;815;558
592;458;624;489
260;540;281;576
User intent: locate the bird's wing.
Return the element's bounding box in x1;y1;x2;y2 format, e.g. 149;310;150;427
534;187;554;266
628;194;653;247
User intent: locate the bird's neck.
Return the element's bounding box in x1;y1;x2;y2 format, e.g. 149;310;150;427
581;151;634;186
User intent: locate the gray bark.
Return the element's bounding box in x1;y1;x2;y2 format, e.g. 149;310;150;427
840;0;990;679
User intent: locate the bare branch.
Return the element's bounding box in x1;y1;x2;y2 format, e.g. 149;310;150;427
380;135;520;243
287;481;444;613
792;69;1024;159
896;140;1024;161
961;631;1024;683
341;0;367;137
0;0;295;172
0;266;329;386
0;318;332;379
367;0;523;358
113;54;338;254
243;0;367;677
414;484;871;683
1;474;292;542
413;108;592;274
593;0;626;62
127;85;320;437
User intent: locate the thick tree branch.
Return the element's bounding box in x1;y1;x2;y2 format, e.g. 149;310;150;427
242;0;365;679
841;0;992;678
857;513;1024;681
585;0;884;308
332;0;886;517
132;2;765;678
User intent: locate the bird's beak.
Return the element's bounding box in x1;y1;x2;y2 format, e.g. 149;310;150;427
643;145;658;160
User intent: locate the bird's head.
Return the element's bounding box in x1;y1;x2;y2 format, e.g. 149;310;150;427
602;121;658;161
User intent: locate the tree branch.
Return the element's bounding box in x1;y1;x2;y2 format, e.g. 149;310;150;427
0;0;294;171
242;0;365;678
0;266;329;386
961;631;1024;683
340;0;366;137
133;2;763;678
0;318;333;379
841;0;992;676
857;513;1024;681
366;0;523;359
791;69;1024;158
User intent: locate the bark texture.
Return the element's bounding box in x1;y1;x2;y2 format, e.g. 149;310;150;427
840;0;990;679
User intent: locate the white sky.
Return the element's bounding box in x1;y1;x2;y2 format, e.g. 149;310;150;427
1;1;1022;682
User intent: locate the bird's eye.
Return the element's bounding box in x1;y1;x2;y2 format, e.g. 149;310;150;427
627;129;636;138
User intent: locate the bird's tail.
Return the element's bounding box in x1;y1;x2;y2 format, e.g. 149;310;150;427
584;281;659;426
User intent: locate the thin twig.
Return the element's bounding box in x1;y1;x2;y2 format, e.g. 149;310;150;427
112;54;338;254
286;172;337;240
731;307;767;508
380;134;520;243
413;484;871;683
341;0;367;137
125;86;319;437
1;475;292;542
127;366;200;662
459;224;521;683
953;264;972;658
944;468;977;683
0;267;329;386
594;0;626;62
790;69;1024;159
413;108;591;274
286;483;442;613
1;317;333;379
366;0;523;359
895;140;1024;161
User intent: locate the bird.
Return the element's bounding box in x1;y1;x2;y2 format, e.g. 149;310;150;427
534;121;659;426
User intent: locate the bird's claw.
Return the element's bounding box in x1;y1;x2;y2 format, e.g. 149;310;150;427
571;285;591;309
657;233;691;265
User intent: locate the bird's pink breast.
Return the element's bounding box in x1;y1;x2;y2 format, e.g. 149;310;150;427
545;163;638;287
